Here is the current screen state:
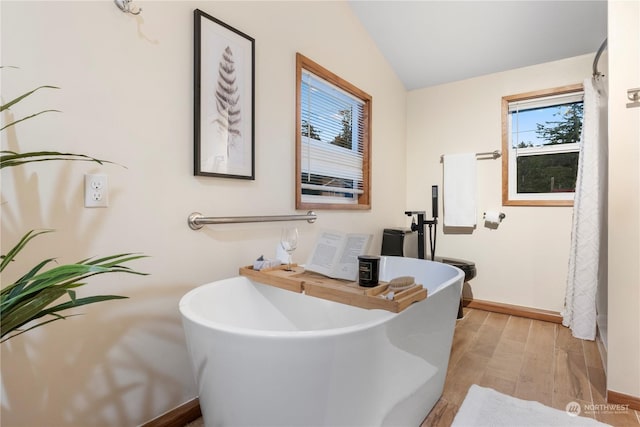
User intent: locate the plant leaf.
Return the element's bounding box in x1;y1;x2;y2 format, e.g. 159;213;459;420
0;251;147;340
0;151;117;169
1;293;128;340
0;229;53;272
1;287;67;335
0;85;59;112
1;264;113;309
37;295;128;318
83;253;148;268
1;257;57;300
0;109;61;131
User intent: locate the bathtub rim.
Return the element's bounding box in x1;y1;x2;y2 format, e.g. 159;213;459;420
179;276;397;339
179;257;463;339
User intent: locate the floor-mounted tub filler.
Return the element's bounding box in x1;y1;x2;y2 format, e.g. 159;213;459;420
179;256;463;426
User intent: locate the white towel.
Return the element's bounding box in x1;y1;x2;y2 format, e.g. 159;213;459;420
443;153;477;227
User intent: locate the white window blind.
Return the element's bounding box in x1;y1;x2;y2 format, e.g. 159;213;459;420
300;69;365;204
508;91;584;113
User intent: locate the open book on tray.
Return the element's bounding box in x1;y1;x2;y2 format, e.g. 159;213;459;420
305;229;372;281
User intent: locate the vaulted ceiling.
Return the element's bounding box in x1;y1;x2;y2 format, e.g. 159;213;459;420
348;1;607;90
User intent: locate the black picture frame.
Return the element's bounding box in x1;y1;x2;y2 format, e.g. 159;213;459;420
194;9;255;179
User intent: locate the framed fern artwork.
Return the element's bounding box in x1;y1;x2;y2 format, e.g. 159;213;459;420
194;9;255;179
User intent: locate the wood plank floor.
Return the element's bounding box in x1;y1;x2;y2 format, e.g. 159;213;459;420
422;308;640;426
184;308;639;427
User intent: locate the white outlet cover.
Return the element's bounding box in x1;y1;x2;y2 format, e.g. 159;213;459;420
84;174;108;208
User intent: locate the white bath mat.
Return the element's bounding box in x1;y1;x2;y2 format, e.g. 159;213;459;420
452;384;611;427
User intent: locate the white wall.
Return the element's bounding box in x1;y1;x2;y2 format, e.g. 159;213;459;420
406;55;593;312
0;2;407;425
3;2;638;424
607;0;640;400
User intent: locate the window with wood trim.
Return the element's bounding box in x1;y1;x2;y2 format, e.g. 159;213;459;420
296;53;372;210
502;84;584;206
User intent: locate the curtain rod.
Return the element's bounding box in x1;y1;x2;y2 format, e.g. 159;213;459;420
592;38;607;78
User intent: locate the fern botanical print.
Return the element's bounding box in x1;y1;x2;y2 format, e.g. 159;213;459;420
194;9;254;178
214;46;242;157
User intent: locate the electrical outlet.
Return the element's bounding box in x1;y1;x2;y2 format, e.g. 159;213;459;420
85;174;108;208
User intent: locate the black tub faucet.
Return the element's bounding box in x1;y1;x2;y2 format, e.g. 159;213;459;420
405;185;439;261
405;211;427;259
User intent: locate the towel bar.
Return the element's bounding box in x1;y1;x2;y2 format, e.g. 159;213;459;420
440;150;501;162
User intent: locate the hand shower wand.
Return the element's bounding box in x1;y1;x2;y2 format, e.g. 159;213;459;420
405;185;438;261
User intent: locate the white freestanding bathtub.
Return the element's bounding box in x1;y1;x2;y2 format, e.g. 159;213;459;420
179;256;463;426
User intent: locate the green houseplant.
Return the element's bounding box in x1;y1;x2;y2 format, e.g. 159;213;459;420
1;80;147;343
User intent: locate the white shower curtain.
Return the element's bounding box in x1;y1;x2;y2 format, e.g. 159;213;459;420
562;77;607;340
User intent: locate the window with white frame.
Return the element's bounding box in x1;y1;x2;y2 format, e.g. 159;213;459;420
502;84;584;206
296;53;371;210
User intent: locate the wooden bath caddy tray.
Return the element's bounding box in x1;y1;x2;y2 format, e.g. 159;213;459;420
239;264;427;313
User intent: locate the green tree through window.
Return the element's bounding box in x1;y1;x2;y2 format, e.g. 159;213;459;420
516;102;582;193
502;84;583;206
536;103;583;145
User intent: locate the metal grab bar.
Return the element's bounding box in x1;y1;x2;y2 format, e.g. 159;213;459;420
188;211;317;230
